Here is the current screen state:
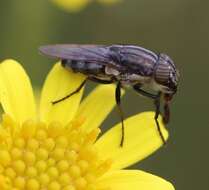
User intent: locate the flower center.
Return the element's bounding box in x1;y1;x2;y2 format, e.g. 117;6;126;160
0;114;112;190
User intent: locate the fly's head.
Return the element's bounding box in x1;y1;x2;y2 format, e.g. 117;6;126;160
155;53;179;101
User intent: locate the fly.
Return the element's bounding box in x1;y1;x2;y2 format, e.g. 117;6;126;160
39;44;180;146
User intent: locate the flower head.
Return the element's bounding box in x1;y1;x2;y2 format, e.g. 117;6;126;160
0;59;174;190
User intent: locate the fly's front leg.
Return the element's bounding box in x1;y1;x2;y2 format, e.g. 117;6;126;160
154;92;166;145
52;79;87;104
115;82;125;147
133;84;166;145
133;84;158;99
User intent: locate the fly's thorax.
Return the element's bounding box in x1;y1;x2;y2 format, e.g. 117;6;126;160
105;66;120;76
105;65;152;87
154;53;179;94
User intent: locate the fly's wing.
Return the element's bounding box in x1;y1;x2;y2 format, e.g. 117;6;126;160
110;45;158;76
39;44;159;75
39;44;116;67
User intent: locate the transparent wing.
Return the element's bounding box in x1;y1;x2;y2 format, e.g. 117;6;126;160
39;44;158;75
39;44;111;63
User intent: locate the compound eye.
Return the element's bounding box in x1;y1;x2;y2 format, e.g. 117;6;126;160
169;71;177;84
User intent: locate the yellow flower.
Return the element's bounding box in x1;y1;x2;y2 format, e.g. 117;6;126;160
0;59;174;190
51;0;91;12
51;0;122;12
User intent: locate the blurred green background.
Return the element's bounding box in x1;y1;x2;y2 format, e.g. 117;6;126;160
0;0;208;189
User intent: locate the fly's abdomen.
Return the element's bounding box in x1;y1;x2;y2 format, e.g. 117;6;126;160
62;59;105;75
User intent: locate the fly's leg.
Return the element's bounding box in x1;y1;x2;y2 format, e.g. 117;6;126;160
52;79;87;104
133;84;166;145
133;84;158;99
52;76;114;105
90;78;124;147
88;77;114;84
90;77;125;146
115;82;125;147
154;93;166;145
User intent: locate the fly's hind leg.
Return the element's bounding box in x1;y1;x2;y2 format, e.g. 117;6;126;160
52;79;87;104
88;76;114;84
52;76;114;105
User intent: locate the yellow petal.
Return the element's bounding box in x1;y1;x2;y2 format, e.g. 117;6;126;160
95;112;168;169
0;60;36;123
51;0;90;12
97;170;174;190
76;84;124;132
40;63;86;125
